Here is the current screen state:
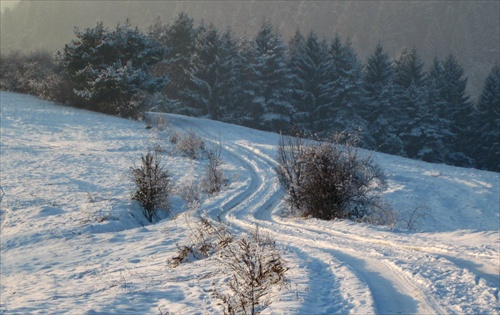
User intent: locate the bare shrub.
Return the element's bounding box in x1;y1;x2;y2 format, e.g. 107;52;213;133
214;226;288;315
201;139;225;195
362;199;398;227
144;112;168;131
131;151;171;222
275;134;309;215
156;116;167;131
275;133;386;221
173;131;206;159
0;186;5;205
178;180;201;206
170;217;233;267
400;204;434;231
169;130;180;144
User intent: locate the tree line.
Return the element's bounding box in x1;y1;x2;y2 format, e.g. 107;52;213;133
0;13;498;172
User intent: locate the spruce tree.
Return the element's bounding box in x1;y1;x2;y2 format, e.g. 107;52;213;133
186;23;243;121
318;35;366;142
474;64;500;172
249;20;294;131
217;27;244;123
163;13;196;102
288;30;329;134
423;57;452;163
393;48;428;158
440;54;474;166
57;21;166;117
186;22;221;117
363;43;402;154
238;35;262;127
288;30;308;130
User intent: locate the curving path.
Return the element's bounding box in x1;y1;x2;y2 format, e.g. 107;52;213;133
165;113;499;315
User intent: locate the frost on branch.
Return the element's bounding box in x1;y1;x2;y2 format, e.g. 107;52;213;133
213;226;288;315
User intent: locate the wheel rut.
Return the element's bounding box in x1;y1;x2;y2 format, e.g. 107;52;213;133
165;114;495;314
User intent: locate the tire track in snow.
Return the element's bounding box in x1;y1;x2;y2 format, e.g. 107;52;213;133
219;143;376;314
230;139;496;314
167;115;434;313
165;114;495;314
165;115;358;312
219;140;441;314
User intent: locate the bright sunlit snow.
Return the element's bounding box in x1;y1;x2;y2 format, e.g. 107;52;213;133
1;92;499;314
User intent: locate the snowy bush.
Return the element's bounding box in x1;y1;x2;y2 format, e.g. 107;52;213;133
275;133;386;221
214;226;288;315
200;140;225;195
0;50;72;103
178;180;201;207
131;151;171;222
400;204;434;231
170;217;233;267
172;131;206;159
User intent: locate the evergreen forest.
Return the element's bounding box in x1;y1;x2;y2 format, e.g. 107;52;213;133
1;12;498;173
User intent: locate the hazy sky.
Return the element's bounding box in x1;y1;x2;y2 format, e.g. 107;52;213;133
1;0;19;13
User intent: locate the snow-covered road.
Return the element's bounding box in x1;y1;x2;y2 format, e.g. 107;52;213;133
167;114;498;314
1;92;499;314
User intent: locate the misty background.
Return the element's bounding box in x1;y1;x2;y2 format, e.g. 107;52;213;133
1;0;498;100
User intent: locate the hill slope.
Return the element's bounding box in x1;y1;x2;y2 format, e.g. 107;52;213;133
1;92;499;314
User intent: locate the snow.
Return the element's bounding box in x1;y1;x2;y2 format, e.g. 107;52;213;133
1;91;499;314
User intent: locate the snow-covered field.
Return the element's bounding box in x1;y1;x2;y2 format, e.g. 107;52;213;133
1;91;499;314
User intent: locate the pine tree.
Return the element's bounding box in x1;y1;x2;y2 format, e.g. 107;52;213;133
186;22;221;117
363;43;402;153
248;20;294;131
473;64;500;171
288;30;307;130
238;35;262;127
57;21;107;108
393;48;428;158
186;23;243;121
57;21;166;117
288;30;329;134
217;27;244;123
318;35;367;142
163;13;196;102
422;57;452;163
440;54;474;166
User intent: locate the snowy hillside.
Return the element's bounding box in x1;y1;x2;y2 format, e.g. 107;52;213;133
1;91;499;314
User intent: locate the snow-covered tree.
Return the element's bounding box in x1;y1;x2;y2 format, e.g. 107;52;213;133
439;54;474;166
288;30;307;129
363;43;402;154
421;57;453;163
473;64;500;172
317;35;367;142
57;21;166;117
162;13;196;103
0;50;69;102
238;35;262;127
185;22;220;117
247;20;294;131
392;47;428;158
186;23;243;121
288;30;329;133
216;27;245;123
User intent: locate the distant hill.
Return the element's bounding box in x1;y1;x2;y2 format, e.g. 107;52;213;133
1;0;498;99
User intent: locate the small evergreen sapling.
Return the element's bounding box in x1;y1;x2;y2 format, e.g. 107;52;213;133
131;151;171;222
